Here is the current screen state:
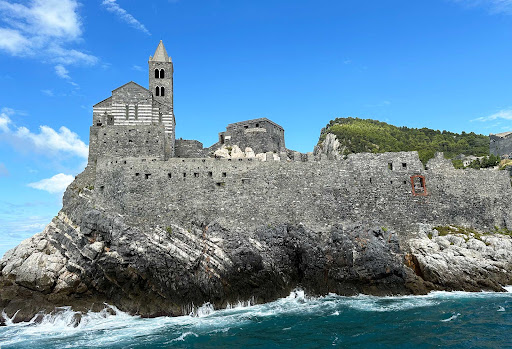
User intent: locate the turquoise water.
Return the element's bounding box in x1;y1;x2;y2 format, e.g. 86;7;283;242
1;289;511;348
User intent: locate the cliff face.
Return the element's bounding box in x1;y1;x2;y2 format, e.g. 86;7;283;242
1;149;512;323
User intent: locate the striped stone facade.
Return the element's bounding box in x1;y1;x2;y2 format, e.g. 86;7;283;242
91;41;176;157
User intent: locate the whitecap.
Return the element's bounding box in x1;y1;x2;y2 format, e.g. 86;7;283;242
497;306;505;312
441;313;460;322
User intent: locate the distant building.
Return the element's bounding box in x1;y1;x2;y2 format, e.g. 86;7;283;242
490;132;512;158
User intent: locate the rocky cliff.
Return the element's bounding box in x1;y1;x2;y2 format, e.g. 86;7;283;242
1;164;512;323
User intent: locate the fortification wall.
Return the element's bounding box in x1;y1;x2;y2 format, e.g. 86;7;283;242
93;151;512;235
175;139;206;158
490;134;512;157
88;124;169;165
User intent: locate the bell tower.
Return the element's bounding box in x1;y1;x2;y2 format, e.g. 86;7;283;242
149;40;173;110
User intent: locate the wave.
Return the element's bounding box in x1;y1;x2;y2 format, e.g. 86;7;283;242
1;288;511;348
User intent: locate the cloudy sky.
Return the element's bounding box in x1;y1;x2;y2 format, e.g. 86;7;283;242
1;0;512;255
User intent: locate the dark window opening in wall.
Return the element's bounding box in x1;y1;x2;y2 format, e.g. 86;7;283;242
155;69;159;79
202;159;206;162
134;105;138;120
402;163;407;169
222;172;227;177
159;112;162;123
403;180;407;184
124;161;127;164
135;173;140;176
208;171;213;177
100;186;104;192
161;87;165;96
238;159;243;162
370;178;372;184
228;159;232;162
125;105;129;119
388;163;393;170
256;123;259;127
194;173;199;178
216;182;225;187
155;87;160;96
129;140;133;143
104;133;107;136
182;159;185;162
220;135;225;144
242;178;250;184
168;173;172;179
145;174;151;179
183;173;187;177
244;125;248;129
411;175;427;196
160;69;165;78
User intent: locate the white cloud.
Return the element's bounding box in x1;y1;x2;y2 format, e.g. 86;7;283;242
0;107;88;158
54;64;70;79
453;0;512;14
16;125;88;158
0;0;97;72
132;64;144;71
102;0;151;35
28;173;74;194
41;89;54;96
0;111;12;132
472;109;512;122
0;163;9;177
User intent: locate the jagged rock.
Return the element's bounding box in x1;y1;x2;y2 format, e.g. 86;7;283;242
245;147;255;158
213;146;230;158
409;234;512;292
230;145;245;159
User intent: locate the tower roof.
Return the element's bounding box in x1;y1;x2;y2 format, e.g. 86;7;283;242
149;40;172;62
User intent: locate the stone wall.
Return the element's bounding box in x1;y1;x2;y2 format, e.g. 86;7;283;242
490;133;512;158
218;118;286;154
175;139;206;158
93;151;512;236
88;124;170;166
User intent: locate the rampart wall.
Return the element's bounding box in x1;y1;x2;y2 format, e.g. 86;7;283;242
88;124;170;165
93;151;512;235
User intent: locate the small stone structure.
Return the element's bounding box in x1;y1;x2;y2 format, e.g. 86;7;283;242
217;118;286;154
490;131;512;158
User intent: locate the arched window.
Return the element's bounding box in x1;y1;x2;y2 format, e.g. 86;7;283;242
155;86;160;96
155;69;159;79
160;69;165;79
161;87;165;96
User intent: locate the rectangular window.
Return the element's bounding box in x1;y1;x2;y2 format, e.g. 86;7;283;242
168;173;172;179
402;163;407;169
208;171;213;177
125;105;129;119
388;163;393;170
134;105;138;120
145;174;151;179
222;172;227;177
194;173;199;178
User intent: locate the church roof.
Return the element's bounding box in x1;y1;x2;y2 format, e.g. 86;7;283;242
149;40;172;63
112;81;148;93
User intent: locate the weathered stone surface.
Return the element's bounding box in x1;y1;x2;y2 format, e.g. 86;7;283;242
409;232;512;292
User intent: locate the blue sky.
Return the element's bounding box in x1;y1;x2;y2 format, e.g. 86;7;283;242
1;0;512;255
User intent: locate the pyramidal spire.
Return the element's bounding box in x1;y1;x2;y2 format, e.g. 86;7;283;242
149;40;172;62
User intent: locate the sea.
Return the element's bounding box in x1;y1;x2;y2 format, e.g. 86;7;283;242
0;288;511;349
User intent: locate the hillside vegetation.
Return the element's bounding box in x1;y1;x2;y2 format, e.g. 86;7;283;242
319;118;489;164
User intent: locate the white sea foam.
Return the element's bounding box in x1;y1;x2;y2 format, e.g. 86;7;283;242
1;289;511;348
441;313;460;322
497;306;506;312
